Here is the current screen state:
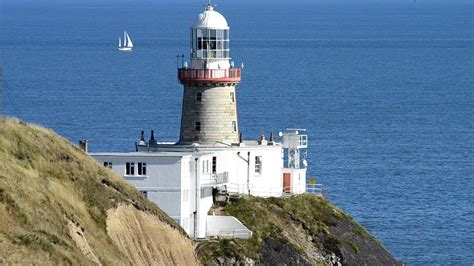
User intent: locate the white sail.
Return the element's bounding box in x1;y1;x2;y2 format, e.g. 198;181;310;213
118;31;133;51
126;32;133;48
123;31;128;47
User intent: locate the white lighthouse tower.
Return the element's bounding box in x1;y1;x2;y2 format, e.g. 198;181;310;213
178;4;241;145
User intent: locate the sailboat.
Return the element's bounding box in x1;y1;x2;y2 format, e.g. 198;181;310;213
118;31;133;51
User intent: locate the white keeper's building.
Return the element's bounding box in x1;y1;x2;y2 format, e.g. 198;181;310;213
90;4;313;239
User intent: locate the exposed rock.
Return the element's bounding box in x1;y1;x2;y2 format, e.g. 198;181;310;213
197;195;401;265
260;237;310;265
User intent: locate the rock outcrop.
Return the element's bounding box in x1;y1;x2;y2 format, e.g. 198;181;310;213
197;195;401;265
0;118;198;265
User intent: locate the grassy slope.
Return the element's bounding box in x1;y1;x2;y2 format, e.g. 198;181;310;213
0;118;196;264
197;195;399;265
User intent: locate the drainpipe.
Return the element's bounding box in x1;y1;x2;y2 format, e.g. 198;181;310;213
194;157;198;239
237;152;251;195
247;152;250;195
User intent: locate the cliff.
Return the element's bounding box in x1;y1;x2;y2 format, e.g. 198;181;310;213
198;195;401;265
0;118;198;265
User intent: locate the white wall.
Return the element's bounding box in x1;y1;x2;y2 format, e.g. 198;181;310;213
282;168;307;194
92;154;186;224
200;145;284;197
90;144;305;240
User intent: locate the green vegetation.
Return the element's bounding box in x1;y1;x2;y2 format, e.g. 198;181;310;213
197;195;398;265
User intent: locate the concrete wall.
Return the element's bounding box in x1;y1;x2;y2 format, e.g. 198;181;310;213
206;216;252;239
179;84;239;144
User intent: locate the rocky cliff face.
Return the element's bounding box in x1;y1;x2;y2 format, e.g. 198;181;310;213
0;118;198;265
198;195;401;265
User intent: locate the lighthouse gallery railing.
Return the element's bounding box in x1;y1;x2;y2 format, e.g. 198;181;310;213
178;68;241;83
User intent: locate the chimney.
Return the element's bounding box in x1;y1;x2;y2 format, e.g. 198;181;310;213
149;130;158;146
268;132;274;145
259;132;267;145
79;140;88;153
139;131;146;146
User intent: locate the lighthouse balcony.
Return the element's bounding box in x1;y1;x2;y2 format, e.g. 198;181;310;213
178;68;241;84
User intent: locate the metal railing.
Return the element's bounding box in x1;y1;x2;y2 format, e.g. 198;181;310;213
201;172;229;186
206;229;253;239
178;68;241;83
306;184;323;197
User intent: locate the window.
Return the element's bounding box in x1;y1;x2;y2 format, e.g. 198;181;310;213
255;156;262;174
193;28;230;59
195;122;201;131
230;92;235;103
138;162;147;176
212;156;217;173
126;162;135;175
103;162;112;168
232;121;237;132
195;92;202;103
140;190;148;198
202;160;210;174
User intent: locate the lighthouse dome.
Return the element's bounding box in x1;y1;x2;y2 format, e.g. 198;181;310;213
192;5;229;29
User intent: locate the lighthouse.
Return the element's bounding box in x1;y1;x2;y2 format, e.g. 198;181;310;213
178;4;242;145
89;3;315;239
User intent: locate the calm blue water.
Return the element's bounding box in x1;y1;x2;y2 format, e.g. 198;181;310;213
1;1;473;264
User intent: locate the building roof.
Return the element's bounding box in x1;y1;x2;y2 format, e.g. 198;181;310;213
89;151;210;158
192;4;229;29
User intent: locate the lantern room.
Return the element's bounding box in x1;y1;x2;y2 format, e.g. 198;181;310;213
189;4;231;69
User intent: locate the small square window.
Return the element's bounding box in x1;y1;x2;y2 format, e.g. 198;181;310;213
103;162;112;168
195;122;201;131
195;92;202;103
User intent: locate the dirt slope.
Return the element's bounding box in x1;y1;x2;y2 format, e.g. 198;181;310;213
0;118;198;265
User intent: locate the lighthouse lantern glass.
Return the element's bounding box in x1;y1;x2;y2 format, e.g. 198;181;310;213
191;28;230;59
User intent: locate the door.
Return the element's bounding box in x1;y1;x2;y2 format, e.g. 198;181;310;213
283;173;291;193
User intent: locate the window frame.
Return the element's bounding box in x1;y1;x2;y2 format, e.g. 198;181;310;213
212;156;217;173
255;156;262;175
137;162;147;176
126;162;135;176
195;92;202;103
194;122;201;132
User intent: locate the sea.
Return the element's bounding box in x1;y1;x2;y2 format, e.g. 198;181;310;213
0;1;472;264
